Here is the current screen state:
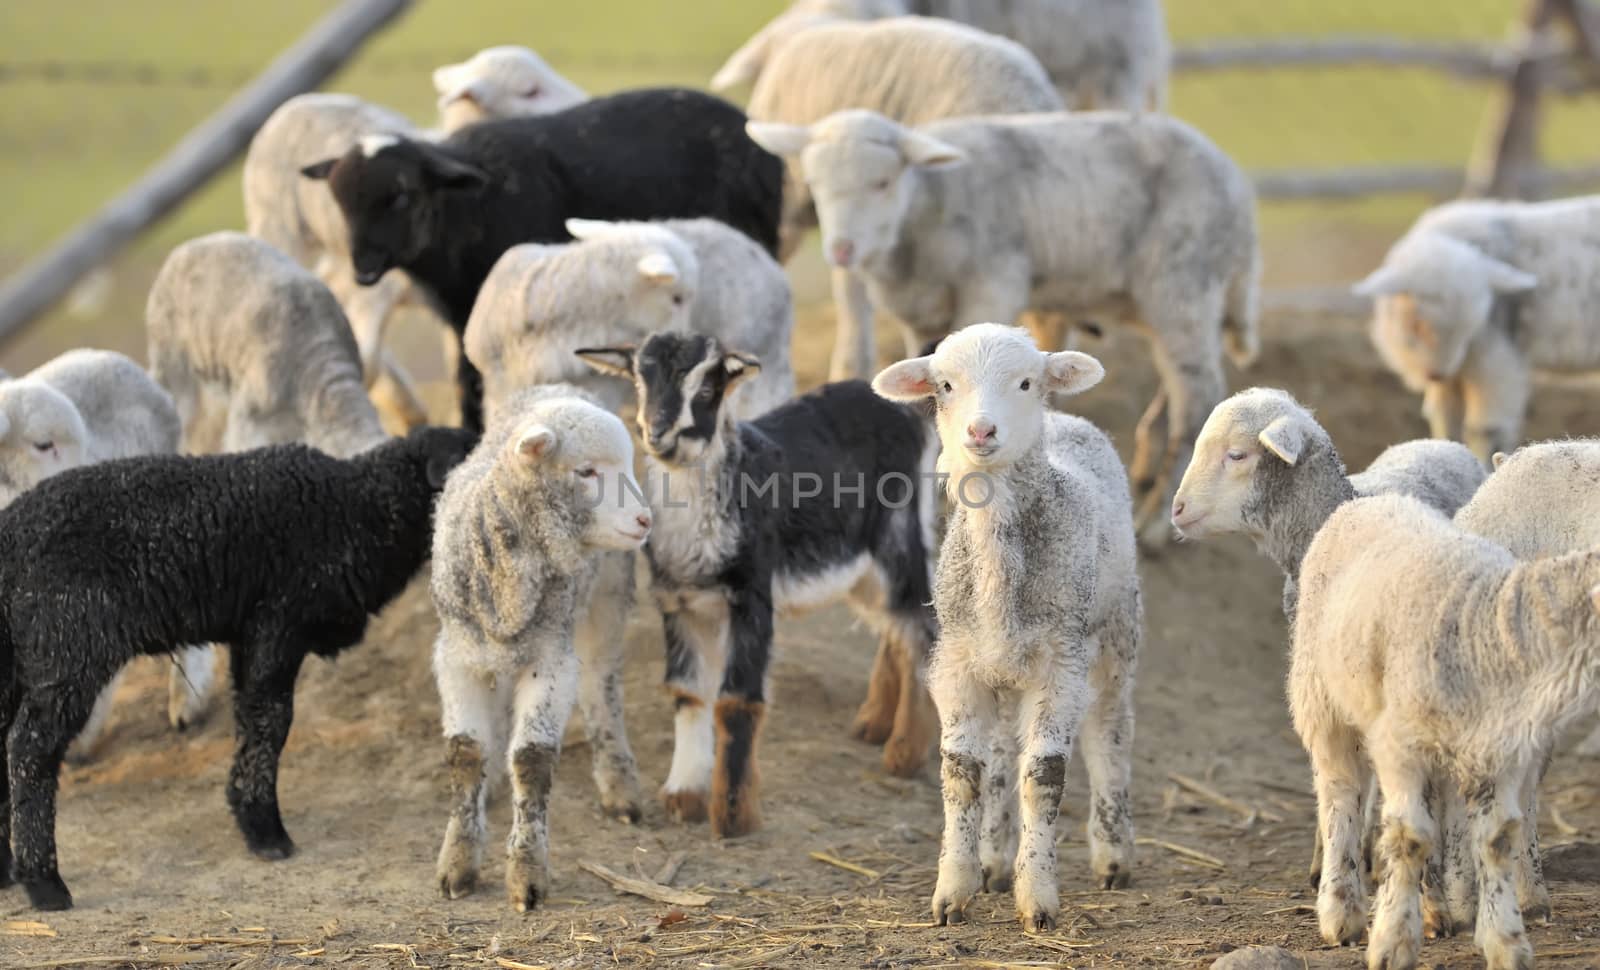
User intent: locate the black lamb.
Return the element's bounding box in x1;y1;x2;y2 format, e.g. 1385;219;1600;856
301;87;784;432
0;426;475;910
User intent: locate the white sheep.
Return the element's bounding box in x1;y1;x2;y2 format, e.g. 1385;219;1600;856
714;0;1169;113
749;109;1260;543
464;217;795;424
0;350;213;755
433;46;588;133
1291;492;1600;970
741;15;1063;379
875;324;1141;932
1355;197;1600;463
147;232;389;459
430;386;651;911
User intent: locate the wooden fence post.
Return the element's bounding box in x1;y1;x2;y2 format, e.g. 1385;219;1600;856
0;0;413;347
1464;0;1560;198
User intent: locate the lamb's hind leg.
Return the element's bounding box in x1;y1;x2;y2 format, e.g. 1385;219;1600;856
659;605;727;824
504;649;578;912
1514;753;1549;924
1304;714;1367;945
929;663;999;926
980;729;1019;894
1129;389;1169;498
1082;619;1138;890
10;679;98;910
168;644;218;731
433;635;497;900
1468;771;1534;970
225;643;304;860
65;672;120;764
1366;732;1435;970
574;552;642;823
1012;664;1091;932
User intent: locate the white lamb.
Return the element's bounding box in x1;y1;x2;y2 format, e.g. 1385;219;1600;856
749;109;1260;543
0;350;213;755
463;217;795;424
874;324;1141;932
1355;197;1600;464
430;387;651;911
243;48;585;427
1292;492;1600;970
714;0;1169;113
147;232;389;459
740;15;1063;379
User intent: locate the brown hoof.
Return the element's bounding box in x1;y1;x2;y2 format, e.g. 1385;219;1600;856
661;788;709;824
881;734;929;778
851;709;895;745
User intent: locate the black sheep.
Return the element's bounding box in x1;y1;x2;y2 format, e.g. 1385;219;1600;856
0;427;475;910
301;87;784;433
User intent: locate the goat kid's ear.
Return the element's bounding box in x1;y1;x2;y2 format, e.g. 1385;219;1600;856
1042;350;1104;396
1258;414;1307;466
746;121;811;158
575;346;637;378
872;357;936;401
637;251;679;286
899;129;966;169
514;425;558;465
723;352;761;385
300;158;338;181
418;147;489;190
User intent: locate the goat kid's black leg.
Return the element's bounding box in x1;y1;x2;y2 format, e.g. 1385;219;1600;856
9;685;93;910
711;592;773;839
226;646;303;860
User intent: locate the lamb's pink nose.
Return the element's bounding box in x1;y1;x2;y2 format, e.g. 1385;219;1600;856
1172;499;1186;518
968;421;996;445
635;512;653;532
829;239;855;267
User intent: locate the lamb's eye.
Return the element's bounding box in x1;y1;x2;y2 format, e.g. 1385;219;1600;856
1019;379;1031;391
671;294;685;307
576;467;598;479
873;179;891;191
1225;449;1247;463
524;86;542;98
32;441;52;454
941;381;953;393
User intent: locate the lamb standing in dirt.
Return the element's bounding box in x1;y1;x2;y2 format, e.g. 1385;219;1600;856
1292;493;1600;970
1356;197;1600;463
714;0;1169;112
147;232;389;458
740;16;1063;379
465;218;794;423
431;388;651;911
579;334;942;836
874;324;1141;932
0;427;475;910
749;109;1260;543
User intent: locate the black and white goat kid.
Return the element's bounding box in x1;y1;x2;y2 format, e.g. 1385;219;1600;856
578;334;939;836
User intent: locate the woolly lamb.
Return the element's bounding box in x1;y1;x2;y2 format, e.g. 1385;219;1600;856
713;0;1169;113
1355;197;1600;463
147;232;389;459
1291;493;1600;970
464;218;794;424
302;88;784;432
431;388;651;910
433;46;588;132
579;334;941;836
749;109;1260;543
0;426;475;910
741;16;1063;380
875;324;1141;932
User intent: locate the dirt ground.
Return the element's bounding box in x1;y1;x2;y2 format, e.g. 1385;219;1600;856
5;305;1600;970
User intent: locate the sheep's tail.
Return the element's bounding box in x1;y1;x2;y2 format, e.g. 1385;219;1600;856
1223;245;1262;369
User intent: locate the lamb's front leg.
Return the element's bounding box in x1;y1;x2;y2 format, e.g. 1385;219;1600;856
659;605;727;824
1013;669;1090;933
1513;754;1549;923
504;650;578;912
930;661;999;926
1467;772;1534;970
9;682;95;910
711;590;774;838
574;553;641;823
225;644;304;861
432;637;499;900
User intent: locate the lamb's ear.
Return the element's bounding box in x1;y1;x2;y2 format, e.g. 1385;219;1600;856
873;357;936;401
566;218;621;241
1258;414;1309;466
1042;350;1104;396
1352;265;1406;298
1491;450;1510;470
746;121;812;158
575;346;636;378
1481;255;1538;294
432;60;467;96
723;351;761;386
711;23;779;91
637;251;679;286
300;158;338;181
514;426;557;465
899;130;966;169
417;146;488;190
436;78;486;111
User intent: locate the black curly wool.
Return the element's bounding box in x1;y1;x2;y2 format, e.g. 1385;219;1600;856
0;427;475;911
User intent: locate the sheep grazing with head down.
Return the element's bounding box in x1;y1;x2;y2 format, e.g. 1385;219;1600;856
874;324;1141;933
147;232;389;458
748;108;1259;544
464;217;794;423
431;387;650;911
1291;493;1600;970
433;46;588;132
1355;197;1600;463
579;333;942;836
714;0;1169;113
0;426;475;910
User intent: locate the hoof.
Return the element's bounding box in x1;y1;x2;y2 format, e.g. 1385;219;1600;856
506;860;550;913
982;866;1013;894
881;735;928;778
1520;902;1550;925
1020;908;1057;933
439;866;477;900
23;874;73;911
603;799;643;825
247;836;296;862
661;788;708;825
851;711;894;746
711;800;762;839
933;896;969;926
509;882;544;913
1098;864;1131;890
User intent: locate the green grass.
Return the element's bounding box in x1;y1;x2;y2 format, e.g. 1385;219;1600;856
1;0;1598;364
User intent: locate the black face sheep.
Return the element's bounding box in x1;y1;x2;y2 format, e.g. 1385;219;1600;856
301;88;784;432
0;426;475;910
431;387;651;910
578;333;941;837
